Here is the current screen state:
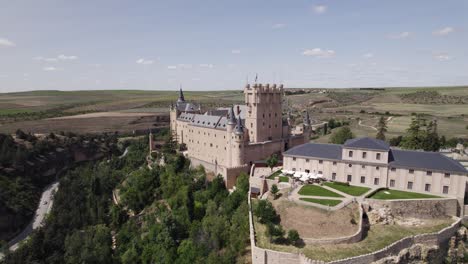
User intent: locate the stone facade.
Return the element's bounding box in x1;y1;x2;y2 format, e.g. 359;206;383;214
170;84;310;188
283;139;468;215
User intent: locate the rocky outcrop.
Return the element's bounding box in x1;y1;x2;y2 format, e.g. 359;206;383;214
374;244;444;264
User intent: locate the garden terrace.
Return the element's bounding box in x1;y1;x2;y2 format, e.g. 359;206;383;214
323;182;371;196
369;189;441;200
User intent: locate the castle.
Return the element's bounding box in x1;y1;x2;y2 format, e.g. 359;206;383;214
170;83;310;188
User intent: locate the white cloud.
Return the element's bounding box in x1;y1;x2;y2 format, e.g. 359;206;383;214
199;63;214;68
433;27;454;36
0;38;15;47
231;49;241;54
167;65;177;70
387;31;412;39
302;48;335;58
58;54;78;60
313;5;327;14
136;58;154;65
433;53;451;61
272;23;286;29
43;66;60;71
363;53;374;59
178;64;192;69
34;54;78;62
34;56;58;62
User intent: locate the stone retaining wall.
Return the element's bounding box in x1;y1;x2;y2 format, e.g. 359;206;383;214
327;218;461;264
249;187;462;264
364;198;459;218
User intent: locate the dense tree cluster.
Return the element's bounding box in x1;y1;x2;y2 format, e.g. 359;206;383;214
4;134;251;263
0;131;119;243
253;200;300;246
329;126;355;144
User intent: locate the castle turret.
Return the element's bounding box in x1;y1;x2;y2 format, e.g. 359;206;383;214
231;116;245;166
227;105;236;133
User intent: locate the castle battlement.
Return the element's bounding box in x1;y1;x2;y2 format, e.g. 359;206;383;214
245;83;283;93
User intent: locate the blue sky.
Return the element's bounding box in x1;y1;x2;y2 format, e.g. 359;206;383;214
0;0;467;92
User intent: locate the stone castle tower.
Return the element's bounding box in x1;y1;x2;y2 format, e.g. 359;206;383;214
244;83;284;142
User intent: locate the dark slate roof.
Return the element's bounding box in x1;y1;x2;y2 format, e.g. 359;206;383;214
177;112;194;122
389;149;467;174
176;101;199;112
344;137;390;151
283;143;342;160
190;114;223;129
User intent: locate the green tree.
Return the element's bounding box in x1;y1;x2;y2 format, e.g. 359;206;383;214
254;200;278;224
266;154;278;172
329;126;354;144
287;229;301;246
376;116;387;141
399;115;426;150
423;120;440;151
270;184;279;200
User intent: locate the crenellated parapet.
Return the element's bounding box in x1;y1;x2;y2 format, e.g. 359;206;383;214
244;83;284;94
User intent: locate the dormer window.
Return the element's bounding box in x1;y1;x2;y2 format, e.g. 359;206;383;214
349;151;353;158
376;153;381;160
362;152;367;159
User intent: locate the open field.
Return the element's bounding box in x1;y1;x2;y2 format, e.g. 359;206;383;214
265;200;360;239
369;189;441;200
0;90;243;134
1;86;467;136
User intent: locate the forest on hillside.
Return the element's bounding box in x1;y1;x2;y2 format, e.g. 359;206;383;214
0;130;119;243
2;134;250;264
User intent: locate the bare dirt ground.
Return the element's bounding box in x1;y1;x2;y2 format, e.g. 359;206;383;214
271;199;359;239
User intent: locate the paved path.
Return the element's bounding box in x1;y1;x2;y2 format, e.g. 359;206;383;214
7;181;59;252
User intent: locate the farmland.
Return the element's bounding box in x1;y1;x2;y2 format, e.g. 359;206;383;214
0;86;467;137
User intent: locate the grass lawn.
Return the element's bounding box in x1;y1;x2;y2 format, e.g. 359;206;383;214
256;218;453;262
323;182;370;196
300;198;342;207
298;185;344;198
369;189;441;200
267;170;289;182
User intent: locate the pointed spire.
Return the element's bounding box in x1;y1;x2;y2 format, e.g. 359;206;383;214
177;85;185;103
228;105;236;125
235;116;244;134
304;111;311;126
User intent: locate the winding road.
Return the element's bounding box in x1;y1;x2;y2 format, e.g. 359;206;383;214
5;181;59;253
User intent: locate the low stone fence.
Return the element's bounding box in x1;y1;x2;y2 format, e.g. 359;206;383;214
249;187;462;264
327;217;461;264
364;198;459;218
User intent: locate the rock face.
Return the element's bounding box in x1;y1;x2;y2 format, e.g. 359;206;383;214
374;226;468;264
446;226;468;263
367;207;395;225
374;244;443;264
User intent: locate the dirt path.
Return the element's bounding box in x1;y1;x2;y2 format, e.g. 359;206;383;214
358;119;377;131
358;116;393;131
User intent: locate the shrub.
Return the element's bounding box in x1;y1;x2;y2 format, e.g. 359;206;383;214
287;229;301;246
